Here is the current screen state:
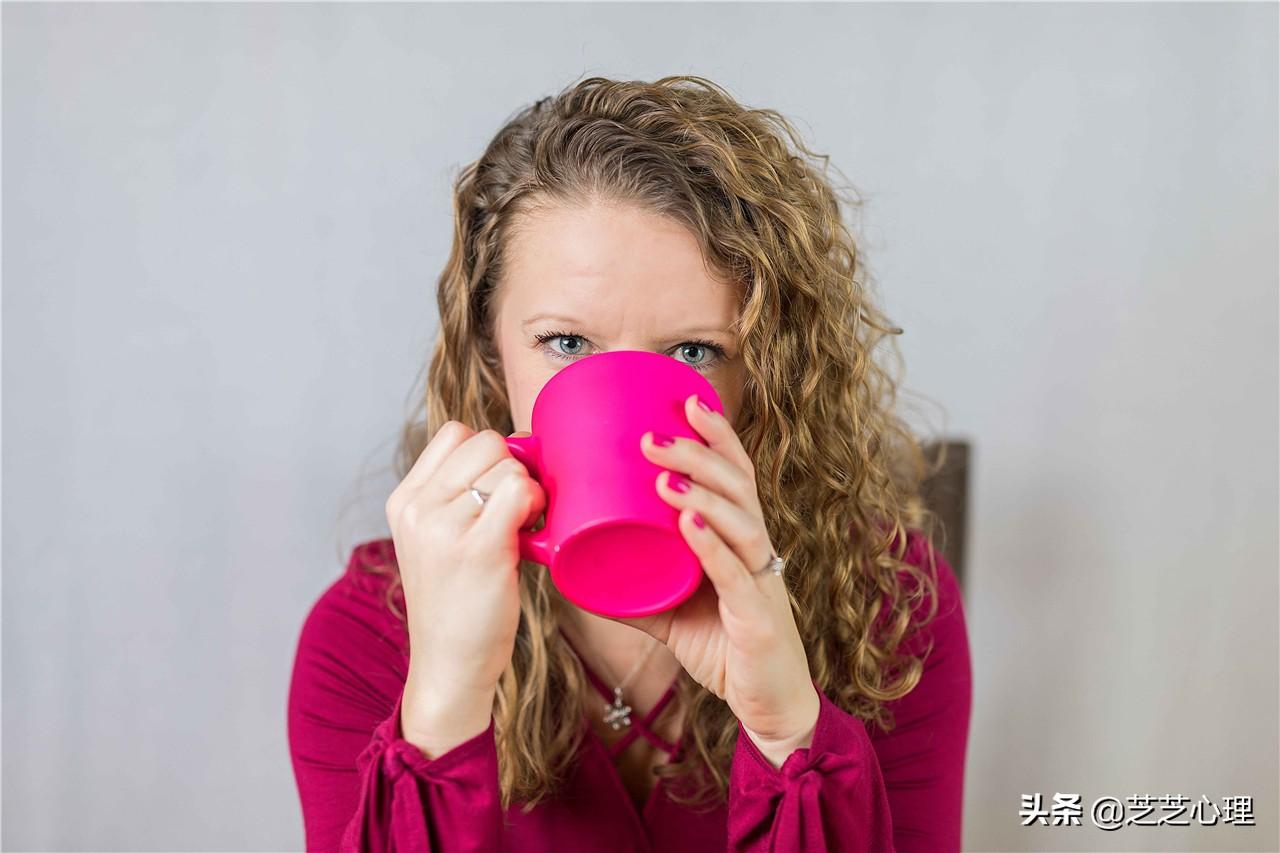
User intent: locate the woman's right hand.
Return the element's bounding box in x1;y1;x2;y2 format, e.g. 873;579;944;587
384;421;546;754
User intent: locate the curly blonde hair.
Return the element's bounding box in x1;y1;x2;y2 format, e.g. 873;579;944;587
350;74;950;813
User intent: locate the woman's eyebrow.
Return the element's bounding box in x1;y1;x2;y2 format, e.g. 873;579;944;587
675;326;733;337
521;313;585;330
521;314;731;337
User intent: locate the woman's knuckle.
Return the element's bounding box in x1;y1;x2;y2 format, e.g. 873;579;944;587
401;497;426;526
478;429;507;452
726;476;750;503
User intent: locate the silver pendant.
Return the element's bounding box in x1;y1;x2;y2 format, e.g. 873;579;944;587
603;686;633;730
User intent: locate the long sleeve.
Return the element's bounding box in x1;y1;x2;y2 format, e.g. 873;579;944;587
727;683;895;852
340;688;502;852
287;577;504;852
726;534;972;852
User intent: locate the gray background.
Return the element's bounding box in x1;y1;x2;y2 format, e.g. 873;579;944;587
3;2;1276;851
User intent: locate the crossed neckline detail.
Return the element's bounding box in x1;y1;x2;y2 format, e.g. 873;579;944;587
557;625;681;759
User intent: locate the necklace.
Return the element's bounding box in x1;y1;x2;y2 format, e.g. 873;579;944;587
584;634;662;731
599;637;660;730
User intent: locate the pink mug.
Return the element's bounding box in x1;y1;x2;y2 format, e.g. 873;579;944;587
505;349;726;617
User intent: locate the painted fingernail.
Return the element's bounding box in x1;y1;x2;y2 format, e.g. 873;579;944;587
696;397;713;414
651;431;675;447
667;472;691;493
691;511;706;529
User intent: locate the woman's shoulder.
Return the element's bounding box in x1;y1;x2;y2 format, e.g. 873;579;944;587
295;536;409;668
885;527;972;703
340;536;402;595
288;538;410;750
897;528;965;630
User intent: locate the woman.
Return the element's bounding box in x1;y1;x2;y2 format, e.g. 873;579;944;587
288;75;972;852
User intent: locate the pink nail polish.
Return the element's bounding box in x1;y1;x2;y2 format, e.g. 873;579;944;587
651;431;675;447
667;472;691;493
691;511;706;529
696;397;712;414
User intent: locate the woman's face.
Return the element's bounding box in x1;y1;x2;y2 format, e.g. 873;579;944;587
491;200;746;432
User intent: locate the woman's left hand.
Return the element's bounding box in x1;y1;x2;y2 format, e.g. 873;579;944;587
610;393;821;766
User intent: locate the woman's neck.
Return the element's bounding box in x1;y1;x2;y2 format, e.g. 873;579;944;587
553;594;688;755
556;598;683;701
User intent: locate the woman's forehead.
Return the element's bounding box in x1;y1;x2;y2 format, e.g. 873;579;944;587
499;203;739;333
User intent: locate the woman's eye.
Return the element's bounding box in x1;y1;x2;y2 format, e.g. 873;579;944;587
535;332;591;361
551;335;584;355
535;331;726;371
675;344;711;366
672;340;727;371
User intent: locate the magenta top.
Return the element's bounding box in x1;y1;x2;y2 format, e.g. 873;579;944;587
287;531;972;852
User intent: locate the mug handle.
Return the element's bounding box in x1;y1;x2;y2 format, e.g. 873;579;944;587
505;435;555;568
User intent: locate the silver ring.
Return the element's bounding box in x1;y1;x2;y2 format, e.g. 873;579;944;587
753;552;785;577
468;486;490;507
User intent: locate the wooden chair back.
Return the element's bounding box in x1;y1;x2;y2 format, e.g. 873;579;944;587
918;440;970;592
